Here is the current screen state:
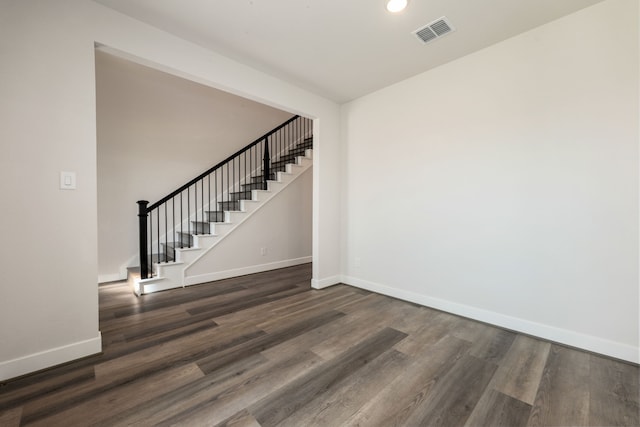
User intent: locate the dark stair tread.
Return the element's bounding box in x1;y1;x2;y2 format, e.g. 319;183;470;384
176;230;202;235
229;190;254;201
205;211;225;222
276;153;299;162
296;139;313;148
218;202;241;213
149;253;174;263
250;175;275;183
191;220;218;226
191;221;214;234
270;159;298;168
287;147;309;156
250;167;286;183
241;182;265;191
161;242;192;250
176;232;196;245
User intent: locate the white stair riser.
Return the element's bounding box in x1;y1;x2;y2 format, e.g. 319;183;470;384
140;278;179;294
194;234;219;248
155;262;184;284
175;248;201;264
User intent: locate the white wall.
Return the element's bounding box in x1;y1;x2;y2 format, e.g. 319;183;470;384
186;168;312;282
96;51;292;282
342;0;639;362
0;0;341;381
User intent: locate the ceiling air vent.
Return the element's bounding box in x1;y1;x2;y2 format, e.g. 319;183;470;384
413;17;455;44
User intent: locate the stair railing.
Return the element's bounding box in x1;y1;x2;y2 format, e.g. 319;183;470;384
137;115;313;280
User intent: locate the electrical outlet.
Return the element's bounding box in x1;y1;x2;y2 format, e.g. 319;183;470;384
355;257;361;268
260;247;267;256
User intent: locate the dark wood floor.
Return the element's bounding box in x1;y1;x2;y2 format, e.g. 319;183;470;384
1;264;638;426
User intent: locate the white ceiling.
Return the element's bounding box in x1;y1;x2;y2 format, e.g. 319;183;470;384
93;0;605;103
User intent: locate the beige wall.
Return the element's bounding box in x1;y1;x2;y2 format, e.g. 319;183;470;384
341;0;639;362
96;51;292;281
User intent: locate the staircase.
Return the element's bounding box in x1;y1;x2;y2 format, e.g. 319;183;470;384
130;116;313;295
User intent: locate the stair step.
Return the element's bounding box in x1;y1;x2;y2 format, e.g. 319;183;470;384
250;165;287;184
229;190;253;201
296;138;313;148
176;232;194;246
241;182;265;191
205;210;225;222
218;200;241;210
150;252;173;263
276;153;299;163
162;241;189;250
287;146;309;156
191;221;212;234
160;242;185;262
270;158;297;169
250;174;276;184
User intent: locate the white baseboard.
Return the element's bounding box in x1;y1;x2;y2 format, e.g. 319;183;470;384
0;332;102;381
184;257;312;287
98;273;126;284
341;275;639;364
311;275;342;289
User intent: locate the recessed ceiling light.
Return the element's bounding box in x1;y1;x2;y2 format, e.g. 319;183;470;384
386;0;407;13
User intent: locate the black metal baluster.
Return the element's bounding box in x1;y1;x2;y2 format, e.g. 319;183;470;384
148;210;152;276
156;209;159;267
172;197;175;261
195;182;198;236
164;203;168;263
263;136;270;190
288;125;291;156
187;187;190;246
137;200;149;279
214;169;218;222
226;162;229;211
293;118;296;153
195;182;198;238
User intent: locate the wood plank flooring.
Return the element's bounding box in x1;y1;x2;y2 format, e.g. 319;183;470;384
0;263;638;426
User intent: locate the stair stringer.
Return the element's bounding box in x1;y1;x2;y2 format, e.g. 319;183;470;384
136;151;312;294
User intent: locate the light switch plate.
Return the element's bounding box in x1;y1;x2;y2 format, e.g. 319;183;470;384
60;171;76;190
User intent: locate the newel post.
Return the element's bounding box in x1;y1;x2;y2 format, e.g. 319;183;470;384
263;136;270;190
137;200;149;279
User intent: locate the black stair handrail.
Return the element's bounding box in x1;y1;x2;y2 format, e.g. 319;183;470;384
148;114;300;211
136;115;313;280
